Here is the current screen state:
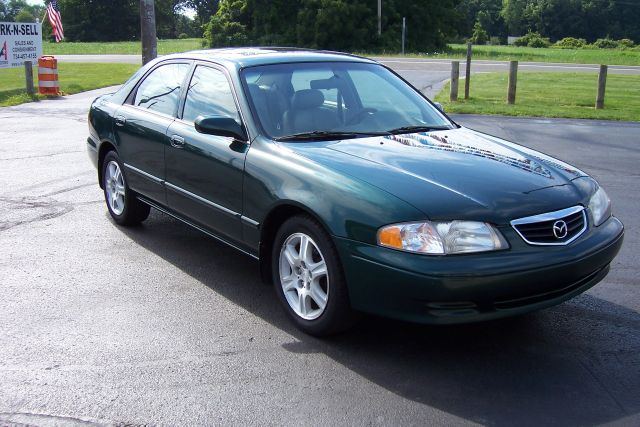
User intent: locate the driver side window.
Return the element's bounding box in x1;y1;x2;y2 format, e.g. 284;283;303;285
133;63;189;116
182;66;240;124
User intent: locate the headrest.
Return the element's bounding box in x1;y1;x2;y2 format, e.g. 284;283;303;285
291;89;324;110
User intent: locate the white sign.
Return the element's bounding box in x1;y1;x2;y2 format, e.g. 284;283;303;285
0;22;43;69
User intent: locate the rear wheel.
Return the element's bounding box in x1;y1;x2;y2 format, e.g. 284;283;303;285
102;151;150;226
272;215;355;336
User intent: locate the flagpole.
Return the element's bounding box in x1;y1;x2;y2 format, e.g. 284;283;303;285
41;7;48;44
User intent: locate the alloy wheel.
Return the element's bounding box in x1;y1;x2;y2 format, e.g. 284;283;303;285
278;232;329;320
105;160;126;215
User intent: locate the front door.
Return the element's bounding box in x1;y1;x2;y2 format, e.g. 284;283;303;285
165;64;248;243
114;62;190;203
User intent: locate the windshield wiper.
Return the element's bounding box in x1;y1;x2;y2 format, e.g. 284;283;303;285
387;125;452;135
274;130;388;142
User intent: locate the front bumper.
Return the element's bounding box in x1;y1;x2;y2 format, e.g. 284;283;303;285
335;216;624;324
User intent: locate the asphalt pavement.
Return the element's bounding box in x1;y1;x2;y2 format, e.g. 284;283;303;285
0;87;639;426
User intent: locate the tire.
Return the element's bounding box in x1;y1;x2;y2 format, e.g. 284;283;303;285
272;215;355;336
102;151;150;226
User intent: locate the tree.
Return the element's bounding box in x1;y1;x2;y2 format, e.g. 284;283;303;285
182;0;219;28
500;0;640;42
501;0;528;36
58;0;139;41
204;0;461;52
5;0;28;20
248;0;301;45
204;0;249;47
296;0;375;51
155;0;186;38
0;1;8;21
382;0;461;52
456;0;505;40
56;0;193;41
470;20;488;44
15;8;34;22
175;13;201;38
0;0;45;22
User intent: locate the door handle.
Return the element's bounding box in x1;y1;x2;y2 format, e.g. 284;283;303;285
114;115;126;127
170;135;185;148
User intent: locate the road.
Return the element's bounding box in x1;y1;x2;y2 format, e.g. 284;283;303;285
55;54;640;74
0;88;639;426
54;54;640;99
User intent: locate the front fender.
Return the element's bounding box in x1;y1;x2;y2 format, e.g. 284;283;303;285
242;137;426;250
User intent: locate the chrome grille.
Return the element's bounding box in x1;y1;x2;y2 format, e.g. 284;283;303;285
511;206;587;246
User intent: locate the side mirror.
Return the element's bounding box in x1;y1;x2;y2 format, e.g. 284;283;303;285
433;102;445;112
194;116;248;141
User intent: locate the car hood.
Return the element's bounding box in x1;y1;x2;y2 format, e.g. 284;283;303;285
285;127;590;224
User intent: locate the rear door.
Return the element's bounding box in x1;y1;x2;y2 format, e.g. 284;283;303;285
165;63;249;243
114;61;191;203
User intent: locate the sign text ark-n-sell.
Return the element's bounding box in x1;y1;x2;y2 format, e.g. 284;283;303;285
0;22;43;69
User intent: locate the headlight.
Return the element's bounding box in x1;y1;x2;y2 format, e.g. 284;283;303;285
589;186;611;226
377;221;508;255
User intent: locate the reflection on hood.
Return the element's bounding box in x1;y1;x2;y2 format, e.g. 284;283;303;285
384;131;555;179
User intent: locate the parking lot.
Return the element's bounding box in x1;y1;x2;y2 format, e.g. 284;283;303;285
0;87;638;426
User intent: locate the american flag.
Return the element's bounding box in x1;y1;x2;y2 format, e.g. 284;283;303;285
46;1;64;42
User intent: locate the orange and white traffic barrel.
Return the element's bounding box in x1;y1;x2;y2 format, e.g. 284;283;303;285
38;56;61;96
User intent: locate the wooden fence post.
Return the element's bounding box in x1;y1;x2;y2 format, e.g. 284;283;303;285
596;65;607;109
507;61;518;105
450;61;460;102
24;61;35;96
465;42;472;99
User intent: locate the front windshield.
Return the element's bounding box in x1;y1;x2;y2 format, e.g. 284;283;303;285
240;61;453;140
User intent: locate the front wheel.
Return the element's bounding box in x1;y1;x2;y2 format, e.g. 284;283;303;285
272;215;355;336
102;151;150;226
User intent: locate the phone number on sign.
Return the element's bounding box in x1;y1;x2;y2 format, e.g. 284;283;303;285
12;53;38;60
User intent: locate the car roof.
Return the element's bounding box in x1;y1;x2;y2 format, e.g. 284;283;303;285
161;47;377;69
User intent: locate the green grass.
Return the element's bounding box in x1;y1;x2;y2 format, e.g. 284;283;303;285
0;63;140;107
42;38;204;55
373;44;640;66
435;72;640;122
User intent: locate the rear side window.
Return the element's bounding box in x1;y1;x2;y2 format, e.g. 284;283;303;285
133;63;190;116
182;66;240;123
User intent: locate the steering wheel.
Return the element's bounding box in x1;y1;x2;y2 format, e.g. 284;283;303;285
345;108;377;126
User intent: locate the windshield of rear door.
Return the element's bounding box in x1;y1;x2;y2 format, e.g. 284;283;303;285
240;61;454;140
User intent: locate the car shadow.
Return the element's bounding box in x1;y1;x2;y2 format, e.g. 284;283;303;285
119;210;640;426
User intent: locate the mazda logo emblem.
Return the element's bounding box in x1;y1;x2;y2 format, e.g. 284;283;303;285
553;220;568;239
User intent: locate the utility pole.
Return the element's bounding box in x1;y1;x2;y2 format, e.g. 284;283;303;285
377;0;381;36
140;0;157;65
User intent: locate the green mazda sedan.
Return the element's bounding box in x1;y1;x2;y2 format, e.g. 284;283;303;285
87;48;624;335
